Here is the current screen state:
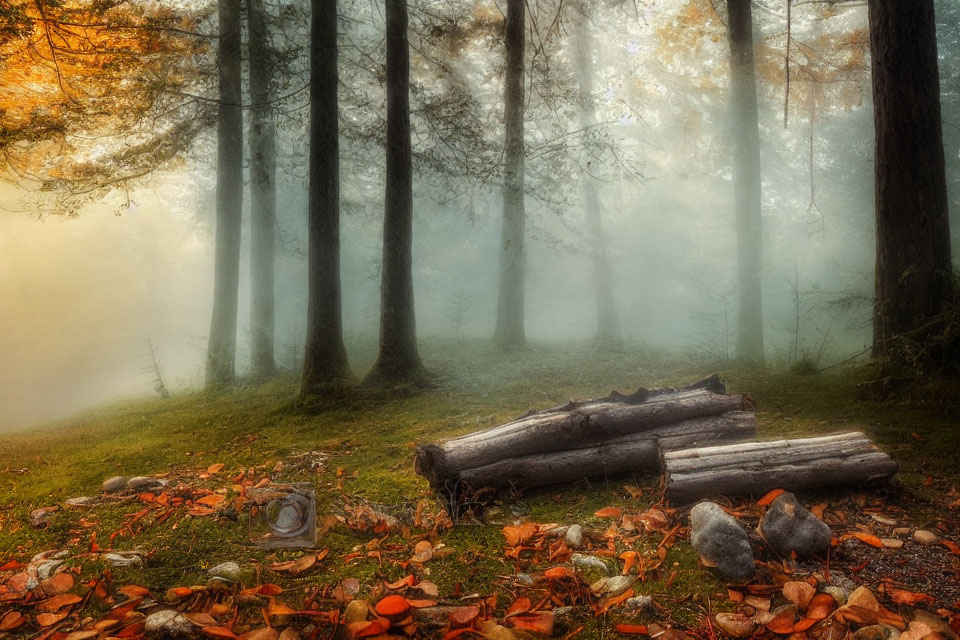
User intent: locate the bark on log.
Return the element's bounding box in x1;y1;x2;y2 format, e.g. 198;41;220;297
414;375;747;494
458;411;756;490
662;432;898;504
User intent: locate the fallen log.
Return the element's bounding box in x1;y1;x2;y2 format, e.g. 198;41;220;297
662;431;899;504
415;375;750;497
457;411;756;490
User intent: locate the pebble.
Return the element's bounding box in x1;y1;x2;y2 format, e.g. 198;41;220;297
564;524;584;549
715;612;756;638
128;476;163;491
758;492;832;558
207;562;242;582
822;585;849;606
343;599;369;624
690;502;755;582
624;595;655;612
29;506;59;529
102;476;127;493
516;573;534;586
104;553;144;568
65;497;96;507
912;530;939;545
145;610;193;637
881;538;903;549
571;554;610;574
600;575;636;596
36;560;64;581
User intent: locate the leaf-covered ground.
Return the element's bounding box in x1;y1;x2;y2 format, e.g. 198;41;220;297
0;340;958;640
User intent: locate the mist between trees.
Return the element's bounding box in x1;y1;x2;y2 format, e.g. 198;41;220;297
0;0;957;425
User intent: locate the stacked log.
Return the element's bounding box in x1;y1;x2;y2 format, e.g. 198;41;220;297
415;375;755;498
662;431;899;504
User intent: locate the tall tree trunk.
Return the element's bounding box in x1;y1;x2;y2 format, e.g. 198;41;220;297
247;0;277;381
727;0;764;363
363;0;425;385
301;0;352;392
493;0;526;349
571;4;619;344
868;0;953;355
205;0;243;387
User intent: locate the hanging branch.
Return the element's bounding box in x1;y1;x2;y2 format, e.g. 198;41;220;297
805;81;825;236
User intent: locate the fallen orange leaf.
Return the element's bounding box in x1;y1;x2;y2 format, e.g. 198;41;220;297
594;507;623;518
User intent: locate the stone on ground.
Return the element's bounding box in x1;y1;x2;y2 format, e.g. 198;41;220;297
102;476;127;493
145;610;193;637
690;501;755;582
758;492;832;557
911;530;938;545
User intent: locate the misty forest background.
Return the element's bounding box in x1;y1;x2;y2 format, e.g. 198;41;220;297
0;0;958;427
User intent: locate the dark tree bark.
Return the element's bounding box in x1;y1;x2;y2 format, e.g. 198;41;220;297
205;0;243;387
727;0;764;363
868;0;953;355
301;0;352;392
247;0;277;381
363;0;426;385
493;0;526;349
572;4;619;344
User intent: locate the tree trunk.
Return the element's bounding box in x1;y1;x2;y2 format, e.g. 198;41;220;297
662;432;899;504
205;0;243;387
727;0;764;363
247;0;277;381
868;0;953;356
301;0;352;393
493;0;526;350
363;0;426;385
453;411;755;491
572;4;620;344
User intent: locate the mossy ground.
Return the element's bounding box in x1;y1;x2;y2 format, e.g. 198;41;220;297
0;339;957;637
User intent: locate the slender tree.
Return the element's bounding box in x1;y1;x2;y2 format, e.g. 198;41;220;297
363;0;426;385
247;0;278;381
571;3;620;344
868;0;953;355
493;0;526;349
206;0;244;387
301;0;352;393
727;0;764;363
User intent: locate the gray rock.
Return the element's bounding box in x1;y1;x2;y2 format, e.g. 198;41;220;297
624;595;655;612
103;476;127;493
690;502;755;582
822;585;849;606
29;506;59;529
127;476;163;491
36;560;64;580
207;561;242;582
571;554;610;574
758;492;832;558
104;552;143;568
65;497;96;507
565;524;584;549
600;575;636;596
517;573;534;586
145;610;193;637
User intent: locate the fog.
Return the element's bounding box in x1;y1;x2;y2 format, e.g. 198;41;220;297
1;0;958;429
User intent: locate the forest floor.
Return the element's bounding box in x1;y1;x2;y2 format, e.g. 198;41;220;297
0;339;958;640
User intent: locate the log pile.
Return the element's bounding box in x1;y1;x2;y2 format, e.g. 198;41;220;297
416;375;900;512
662;431;899;504
415;375;755;498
